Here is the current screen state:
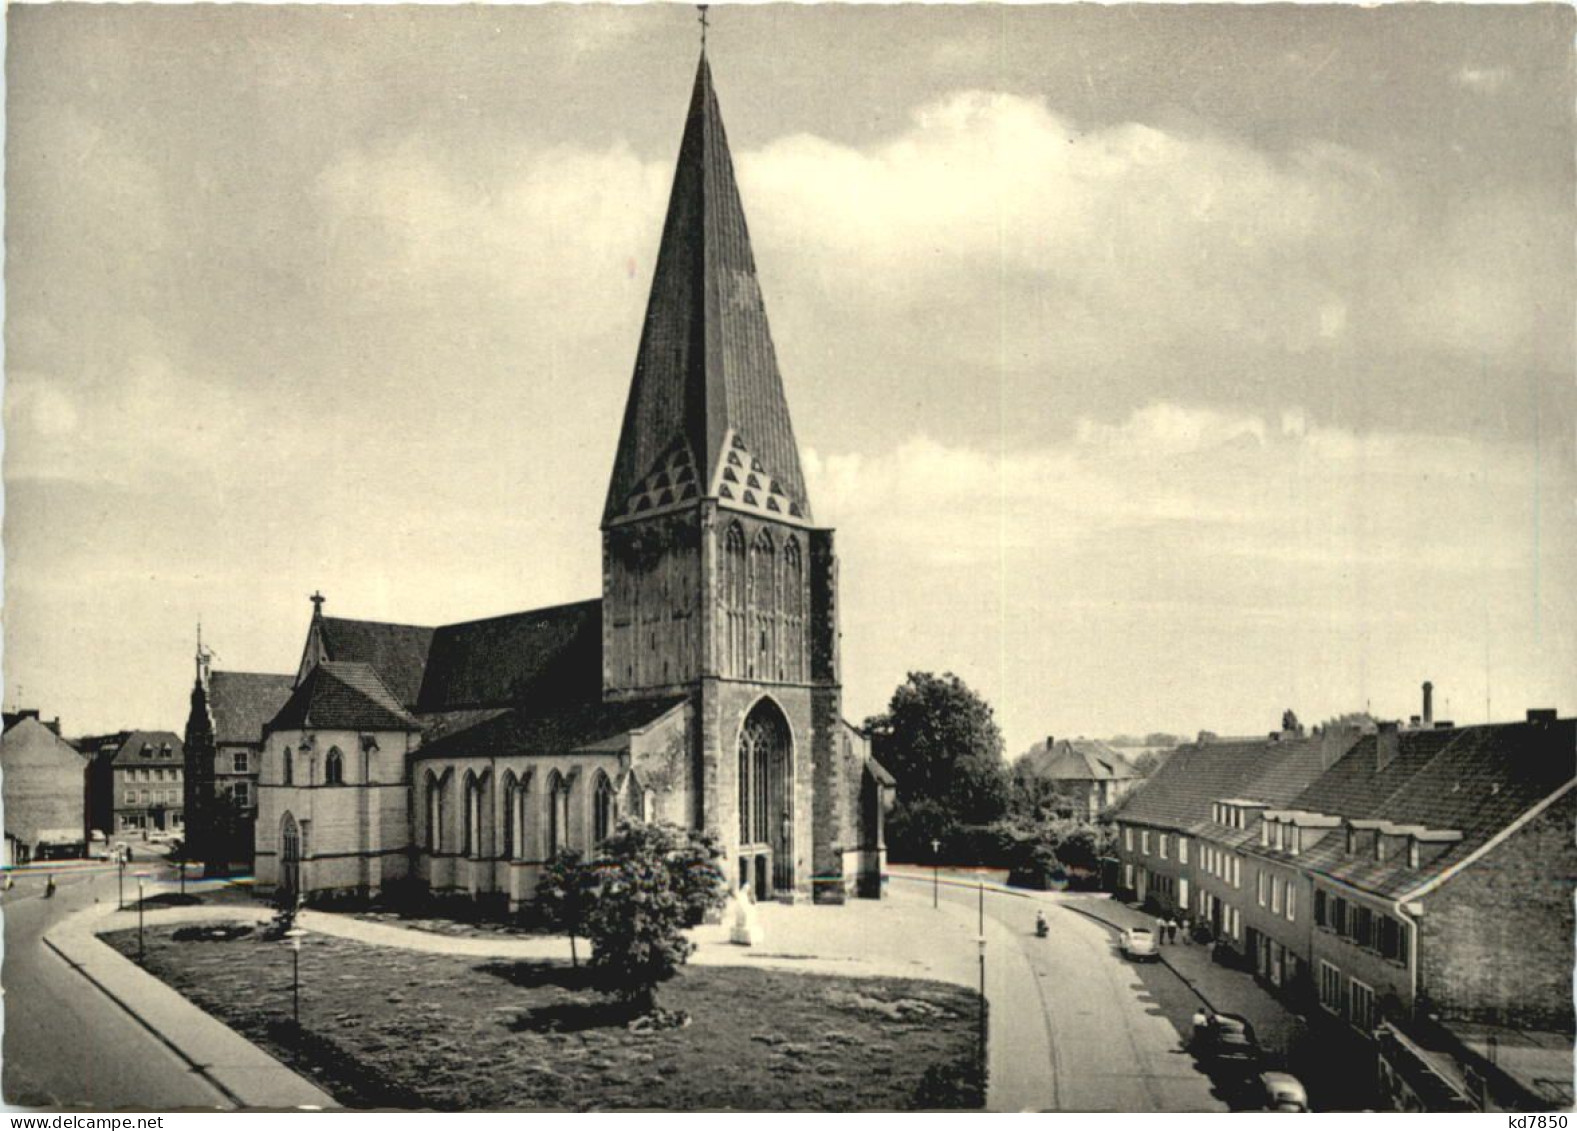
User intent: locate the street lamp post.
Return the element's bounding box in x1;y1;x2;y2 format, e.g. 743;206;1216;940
930;838;941;908
137;877;145;964
117;852;126;910
284;928;307;1028
978;876;985;936
977;934;988;1073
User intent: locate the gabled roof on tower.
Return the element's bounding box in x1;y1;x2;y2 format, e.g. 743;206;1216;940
268;661;421;734
604;52;811;528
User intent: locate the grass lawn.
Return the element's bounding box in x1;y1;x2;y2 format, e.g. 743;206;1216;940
104;926;984;1111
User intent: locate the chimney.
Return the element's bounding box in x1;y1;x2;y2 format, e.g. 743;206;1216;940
1046;735;1055;753
1422;681;1434;727
1377;720;1400;772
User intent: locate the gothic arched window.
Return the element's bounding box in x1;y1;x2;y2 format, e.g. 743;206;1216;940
737;699;794;893
722;522;748;676
424;770;443;852
501;771;518;860
462;771;483;858
282;745;294;786
782;536;805;682
750;527;775;679
324;748;344;786
547;771;571;857
593;772;616;846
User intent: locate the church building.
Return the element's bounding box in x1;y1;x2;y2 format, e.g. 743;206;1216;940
249;49;894;910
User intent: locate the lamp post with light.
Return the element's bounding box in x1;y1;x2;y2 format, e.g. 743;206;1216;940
137;876;146;964
930;838;941;908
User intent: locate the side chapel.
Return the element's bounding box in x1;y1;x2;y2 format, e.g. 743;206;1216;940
249;48;895;909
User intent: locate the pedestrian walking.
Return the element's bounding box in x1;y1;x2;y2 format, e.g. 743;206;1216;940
1155;915;1167;943
1180;914;1192;944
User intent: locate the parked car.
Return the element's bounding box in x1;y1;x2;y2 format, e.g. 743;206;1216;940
147;830;174;845
1120;926;1160;962
1257;1071;1310;1112
1192;1011;1263;1075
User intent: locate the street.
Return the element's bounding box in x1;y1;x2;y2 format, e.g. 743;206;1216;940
922;875;1228;1111
2;858;229;1110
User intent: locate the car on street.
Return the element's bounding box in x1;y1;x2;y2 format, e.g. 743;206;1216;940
146;830;174;845
1120;926;1159;961
1257;1071;1310;1112
1191;1011;1263;1076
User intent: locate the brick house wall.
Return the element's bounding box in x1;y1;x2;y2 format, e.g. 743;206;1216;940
1417;789;1577;1030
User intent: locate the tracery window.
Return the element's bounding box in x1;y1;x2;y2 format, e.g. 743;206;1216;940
593;772;616;845
749;528;775;679
324;748;344;786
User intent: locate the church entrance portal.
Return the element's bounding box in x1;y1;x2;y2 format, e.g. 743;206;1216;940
280;813;301;903
737;700;793;900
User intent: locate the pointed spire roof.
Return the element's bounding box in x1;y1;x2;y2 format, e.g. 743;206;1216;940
604;52;811;528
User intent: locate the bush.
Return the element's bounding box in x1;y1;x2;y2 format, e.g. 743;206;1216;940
580;821;727;1013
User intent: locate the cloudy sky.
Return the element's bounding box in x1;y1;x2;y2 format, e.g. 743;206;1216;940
5;3;1573;755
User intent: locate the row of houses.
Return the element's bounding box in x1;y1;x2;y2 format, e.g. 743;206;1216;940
2;710;187;865
1111;687;1575;1111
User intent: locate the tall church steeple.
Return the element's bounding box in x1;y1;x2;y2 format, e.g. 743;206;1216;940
603;52;810;529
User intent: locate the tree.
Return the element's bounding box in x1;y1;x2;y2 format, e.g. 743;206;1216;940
580;821;726;1015
864;672;1010;857
535;847;593;967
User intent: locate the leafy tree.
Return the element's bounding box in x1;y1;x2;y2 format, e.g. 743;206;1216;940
535;847;593;967
864;672;1010;858
580;821;726;1013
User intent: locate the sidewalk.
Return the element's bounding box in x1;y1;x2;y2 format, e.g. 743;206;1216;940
44;902;335;1110
1054;893;1307;1060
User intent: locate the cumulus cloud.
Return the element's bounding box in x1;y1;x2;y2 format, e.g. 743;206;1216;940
811;402;1575;746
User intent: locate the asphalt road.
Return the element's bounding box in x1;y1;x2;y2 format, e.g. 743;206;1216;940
2;859;230;1111
934;880;1227;1112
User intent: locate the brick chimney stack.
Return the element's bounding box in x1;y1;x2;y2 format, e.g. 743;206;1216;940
1422;681;1434;727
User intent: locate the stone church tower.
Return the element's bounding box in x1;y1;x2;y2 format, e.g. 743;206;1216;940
601;52;846;901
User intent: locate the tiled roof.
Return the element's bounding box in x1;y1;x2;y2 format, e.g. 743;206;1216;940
314;601;602;714
108;731;184;766
207;671;295;746
1291;719;1576;899
1113;737;1274;831
268;662;420;734
316;617;435;707
412;697;686;763
1292;726;1460;819
603;52;809;527
1026;738;1140;783
415;601;601;712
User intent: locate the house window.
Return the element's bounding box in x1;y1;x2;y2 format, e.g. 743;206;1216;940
1353;904;1374;949
234;781;251;808
1350;978;1376;1031
124;790;136;805
1345;826;1355;854
1314;888;1327;927
1232;857;1241;888
324;748;345;786
1159;834;1169;860
1179;877;1190;909
1271;876;1282;914
1332;896;1349;936
1286;885;1296;922
1257;871;1267;906
1319;961;1343;1014
1124;862;1134;889
1141;830;1151;855
1124;827;1133;852
1178;837;1189;865
233;750;250;774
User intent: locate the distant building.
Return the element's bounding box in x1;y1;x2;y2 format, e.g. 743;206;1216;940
81;731;186;837
1017;736;1141;819
2;713;89;864
183;645;294;874
1112;686;1575;1112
